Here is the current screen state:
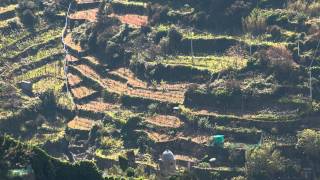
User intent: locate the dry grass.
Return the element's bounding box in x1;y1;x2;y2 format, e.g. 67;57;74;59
145;131;176;142
175;154;198;163
0;4;16;14
78;100;119;112
146;115;183;128
83;56;100;65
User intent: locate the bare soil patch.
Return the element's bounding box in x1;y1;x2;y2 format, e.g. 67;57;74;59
111;14;148;27
68;73;82;86
64;33;83;52
71;86;96;99
69;8;98;22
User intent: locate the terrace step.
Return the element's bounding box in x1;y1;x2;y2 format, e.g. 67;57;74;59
186;109;302;133
11;53;64;76
145;115;184;129
68;73;82;87
67;117;96;132
9;37;61;61
76;100;119;120
0;4;16;21
0;27;51;53
70;86;99;102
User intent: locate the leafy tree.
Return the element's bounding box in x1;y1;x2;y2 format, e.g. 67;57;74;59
16;0;38;28
296;129;320;159
246;143;285;180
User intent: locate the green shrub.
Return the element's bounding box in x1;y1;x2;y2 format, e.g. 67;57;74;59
296;129;320;159
242;8;267;35
16;0;38;28
119;155;129;171
246;143;285;180
126;167;135;177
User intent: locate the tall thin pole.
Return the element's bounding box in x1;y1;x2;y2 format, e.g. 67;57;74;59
308;39;320;102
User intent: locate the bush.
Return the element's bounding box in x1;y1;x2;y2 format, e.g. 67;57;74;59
118;155;129;171
16;0;38;28
126;167;135;177
287;0;320;17
0;81;22;109
242;8;267;35
246;143;285;180
296;129;320;159
268;25;282;40
258;46;298;82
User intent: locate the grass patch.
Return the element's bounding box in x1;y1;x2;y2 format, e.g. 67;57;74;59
159;55;247;72
15;61;64;82
2;27;62;59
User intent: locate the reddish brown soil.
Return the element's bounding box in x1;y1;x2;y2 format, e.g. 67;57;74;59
64;33;83;52
69;8;148;27
71;86;96;99
114;14;148;27
66;54;79;63
76;64;102;80
67;117;95;131
68;73;82;86
146;115;183;128
69;8;98;22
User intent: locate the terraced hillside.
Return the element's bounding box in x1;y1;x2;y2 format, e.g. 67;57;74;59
1;0;320;179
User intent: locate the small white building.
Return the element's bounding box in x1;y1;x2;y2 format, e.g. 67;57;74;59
159;150;176;178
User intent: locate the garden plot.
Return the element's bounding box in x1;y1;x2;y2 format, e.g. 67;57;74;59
109;68;190;91
112;14;148;27
74;64;102;80
145;115;184;128
78;100;119;112
15;61;64;82
67;117;95;131
32;77;65;94
65;33;84;52
159;55;247;73
0;28;29;49
104;78;185;103
69;8;98;22
73;64;185;103
1;27;62;59
71;86;97;99
66;54;79;63
170;25;288;47
68;73;82;87
144;130;178;143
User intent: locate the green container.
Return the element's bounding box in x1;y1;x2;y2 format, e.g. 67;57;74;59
212;135;224;146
